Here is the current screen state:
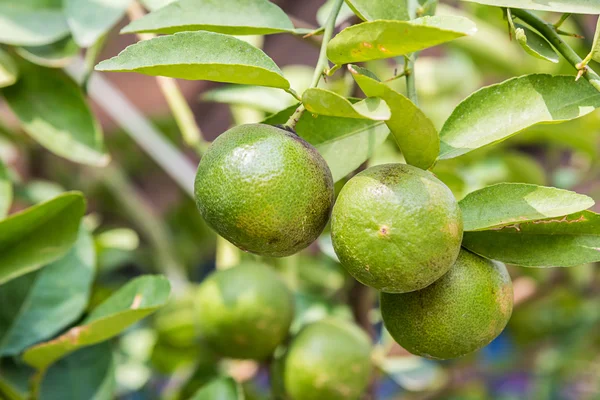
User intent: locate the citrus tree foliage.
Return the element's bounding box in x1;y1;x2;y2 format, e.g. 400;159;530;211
0;0;600;399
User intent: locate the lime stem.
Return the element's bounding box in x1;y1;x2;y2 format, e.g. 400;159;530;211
404;54;419;105
511;8;600;92
284;0;344;129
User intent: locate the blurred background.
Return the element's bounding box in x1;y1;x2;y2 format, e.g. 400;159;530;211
1;0;599;399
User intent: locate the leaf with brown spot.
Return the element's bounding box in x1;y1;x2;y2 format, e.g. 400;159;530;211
22;275;170;370
463;211;600;267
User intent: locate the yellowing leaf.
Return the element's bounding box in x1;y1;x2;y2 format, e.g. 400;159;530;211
327;16;476;64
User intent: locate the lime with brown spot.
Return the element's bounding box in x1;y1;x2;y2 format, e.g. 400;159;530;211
331;163;463;293
381;250;513;360
195;262;294;360
283;319;372;400
194;123;334;257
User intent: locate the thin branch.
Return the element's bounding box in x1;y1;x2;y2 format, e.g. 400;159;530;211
127;1;209;156
511;8;600;92
404;54;419;105
65;57;198;197
91;164;189;295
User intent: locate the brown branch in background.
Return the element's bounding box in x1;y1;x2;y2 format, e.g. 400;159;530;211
126;1;208;155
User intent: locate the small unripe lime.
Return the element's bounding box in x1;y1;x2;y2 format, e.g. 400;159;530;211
195;262;294;360
284;319;371;400
194;124;334;257
331;163;463;293
381;250;513;360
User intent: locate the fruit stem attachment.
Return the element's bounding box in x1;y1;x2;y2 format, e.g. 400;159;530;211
511;8;600;92
284;0;344;129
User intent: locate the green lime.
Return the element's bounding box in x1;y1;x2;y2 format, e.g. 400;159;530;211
194;124;334;257
284;319;372;400
331;163;463;293
381;250;513;360
195;262;294;360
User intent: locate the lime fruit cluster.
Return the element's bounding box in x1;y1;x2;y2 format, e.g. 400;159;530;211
283;319;372;400
381;250;514;359
331;163;463;293
195;262;294;360
194;123;334;257
331;163;514;360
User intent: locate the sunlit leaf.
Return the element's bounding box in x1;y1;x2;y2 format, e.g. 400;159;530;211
0;1;69;46
327;16;477;64
65;0;131;47
463;211;600;267
439;75;600;159
515;24;559;63
122;0;295;35
0;49;18;88
40;343;115;400
302;88;391;120
345;0;412;21
0;192;85;285
23;275;171;370
0;226;95;356
461;0;600;14
459;183;595;231
16;36;80;68
350;65;438;169
96;31;290;89
1;61;109;166
264;106;390;182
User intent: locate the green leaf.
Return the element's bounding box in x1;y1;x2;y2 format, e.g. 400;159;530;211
0;159;12;219
345;0;411;21
0;49;18;88
16;36;80;68
439;75;600;160
0;192;85;285
23;275;171;370
121;0;295;36
515;24;559;63
463;211;600;267
327;16;477;64
190;377;244;400
459;183;595;232
0;226;95;356
1;61;109;166
0;0;69;46
302;88;391;120
349;65;438;170
460;0;600;14
264;105;389;182
40;343;115;400
65;0;131;47
96;32;290;89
